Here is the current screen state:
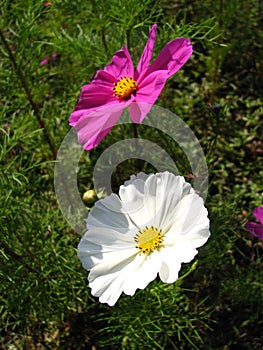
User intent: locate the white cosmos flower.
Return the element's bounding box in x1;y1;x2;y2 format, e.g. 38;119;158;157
78;171;210;306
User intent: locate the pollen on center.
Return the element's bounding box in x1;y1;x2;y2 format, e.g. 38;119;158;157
113;76;138;100
134;226;163;254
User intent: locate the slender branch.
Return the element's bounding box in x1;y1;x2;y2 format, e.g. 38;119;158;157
0;29;57;159
101;25;108;54
90;0;108;55
0;240;40;276
209;0;223;105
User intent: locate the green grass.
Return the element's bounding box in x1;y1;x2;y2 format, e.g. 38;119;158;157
1;0;263;349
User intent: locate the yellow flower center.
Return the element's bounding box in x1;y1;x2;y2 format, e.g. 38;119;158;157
135;226;163;254
113;76;138;100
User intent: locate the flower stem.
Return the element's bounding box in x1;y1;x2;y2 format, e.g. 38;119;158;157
0;29;57;159
132;122;139;139
177;260;198;283
125;29;131;50
132;123;143;171
126;27;142;171
143;285;151;312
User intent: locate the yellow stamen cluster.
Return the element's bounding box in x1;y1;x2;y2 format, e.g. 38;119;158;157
113;76;138;100
135;226;163;254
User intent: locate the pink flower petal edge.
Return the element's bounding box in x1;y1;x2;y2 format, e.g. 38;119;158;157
253;206;263;224
245;206;263;240
134;24;157;79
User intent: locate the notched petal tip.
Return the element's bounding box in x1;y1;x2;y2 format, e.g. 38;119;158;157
104;45;134;80
147;37;193;78
134;24;157;79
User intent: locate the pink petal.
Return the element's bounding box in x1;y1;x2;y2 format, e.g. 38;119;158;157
83;126;113;150
129;102;153;124
245;222;263;240
130;70;168;123
104;46;134;80
91;69;116;85
82;110;122;150
136;70;168;102
253;206;263;224
74;102;130;150
75;108;122;144
147;38;193;78
134;24;157;80
69;71;117;126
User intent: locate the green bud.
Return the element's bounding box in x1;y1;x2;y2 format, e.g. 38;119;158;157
82;189;97;204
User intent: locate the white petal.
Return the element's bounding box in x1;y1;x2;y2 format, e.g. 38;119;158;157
164;192;209;244
78;240;108;269
78;228;137;265
123;251;162;295
88;249;151;306
159;259;181;283
87;193;136;233
119;176;150;227
159;237;197;283
88;249;137;306
142;172;193;228
166;236;197;263
84;227;136;246
90;270;126;306
119;172;192;229
123;172;151;186
184;208;210;248
87;249;162;306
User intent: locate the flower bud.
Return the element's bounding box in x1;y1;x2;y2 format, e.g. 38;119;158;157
82;189;97;205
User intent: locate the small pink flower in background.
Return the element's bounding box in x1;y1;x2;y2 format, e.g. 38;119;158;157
187;173;200;179
245;206;263;240
51;52;57;60
40;56;50;65
43;1;52;6
40;52;58;66
69;24;193;150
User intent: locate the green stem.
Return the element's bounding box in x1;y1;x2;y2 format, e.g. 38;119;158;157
101;26;108;55
0;29;57;159
132;123;143;171
0;239;40;276
209;0;223;105
177;260;198;284
143;285;151;311
132;122;138;139
125;28;131;50
126;27;143;171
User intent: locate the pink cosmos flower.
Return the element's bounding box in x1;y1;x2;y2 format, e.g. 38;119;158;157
245;206;263;240
43;1;52;6
69;24;193;150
